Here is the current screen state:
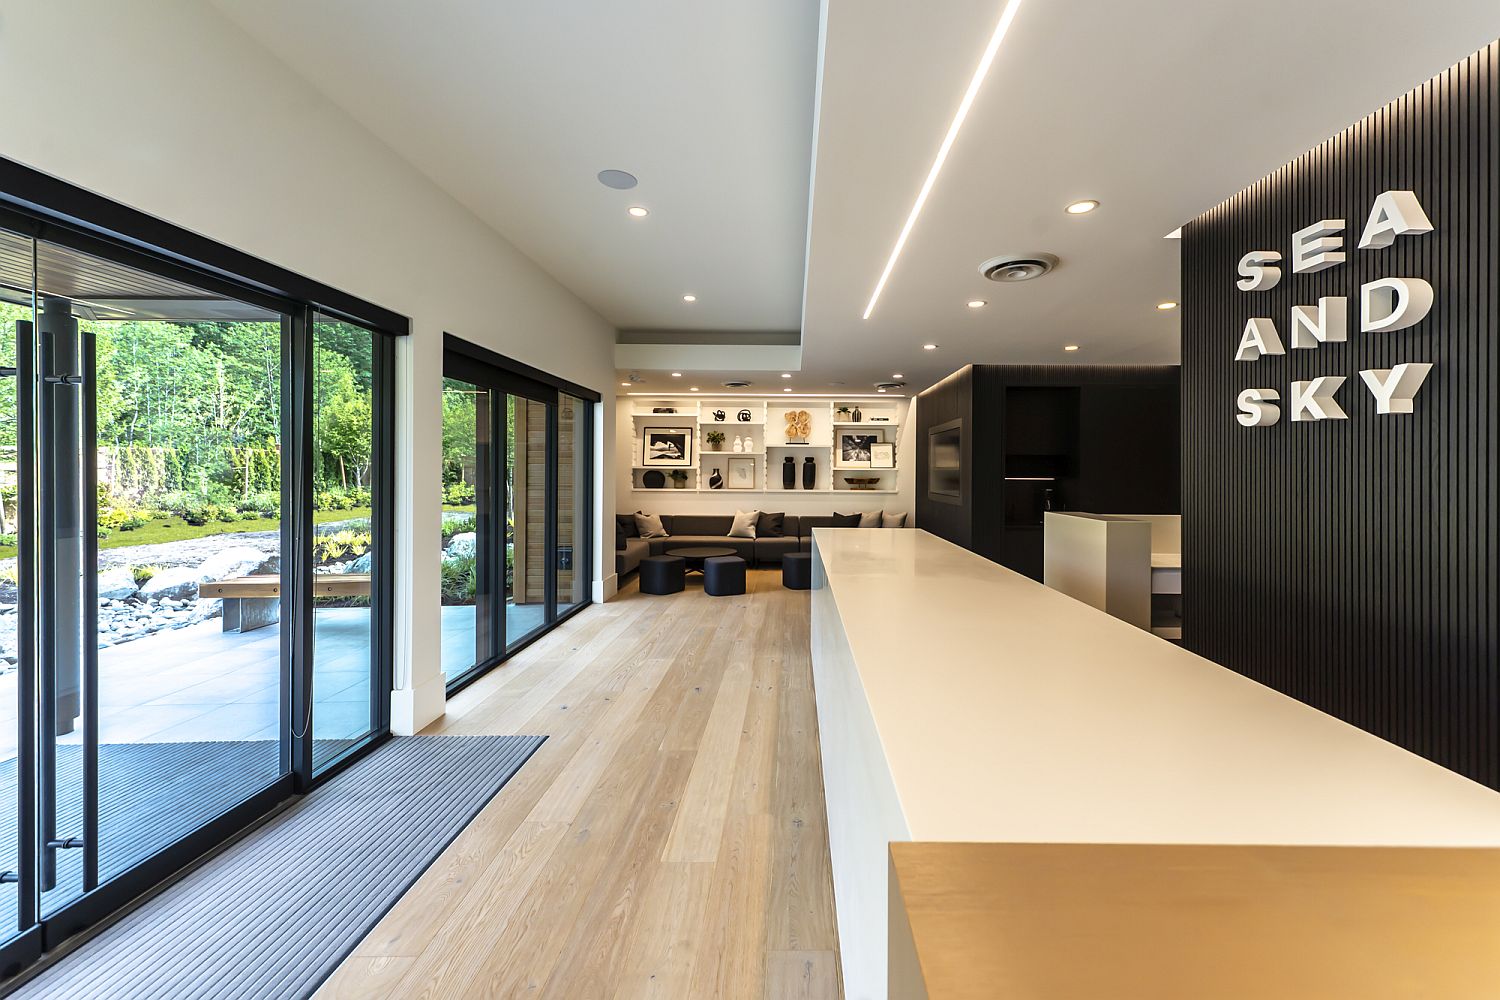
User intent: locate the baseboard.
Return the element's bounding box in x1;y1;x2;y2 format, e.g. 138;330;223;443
596;573;619;602
390;673;447;735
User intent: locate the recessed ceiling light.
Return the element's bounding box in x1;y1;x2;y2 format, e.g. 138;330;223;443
620;382;631;387
1065;199;1100;215
861;0;1027;320
670;372;682;378
877;388;887;393
682;294;696;302
780;373;792;379
893;373;904;379
627;206;649;218
597;169;638;190
1063;345;1080;352
1157;301;1178;310
923;344;938;351
783;387;792;392
690;386;699;391
967;299;987;309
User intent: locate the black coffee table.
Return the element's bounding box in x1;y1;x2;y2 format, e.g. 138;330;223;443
666;546;737;573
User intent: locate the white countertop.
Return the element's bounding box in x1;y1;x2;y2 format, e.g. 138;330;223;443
812;528;1500;845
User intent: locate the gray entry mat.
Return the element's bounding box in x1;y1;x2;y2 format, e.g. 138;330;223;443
9;733;545;999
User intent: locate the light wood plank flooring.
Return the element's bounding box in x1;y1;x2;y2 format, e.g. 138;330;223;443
316;569;841;999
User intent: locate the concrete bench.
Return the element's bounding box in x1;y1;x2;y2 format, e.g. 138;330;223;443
201;573;371;632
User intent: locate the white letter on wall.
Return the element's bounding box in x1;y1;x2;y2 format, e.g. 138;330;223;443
1358;191;1434;249
1290;297;1348;349
1359;363;1433;414
1236;388;1281;427
1361;277;1434;332
1291;219;1346;273
1236;250;1283;291
1289;376;1348;421
1235;318;1285;361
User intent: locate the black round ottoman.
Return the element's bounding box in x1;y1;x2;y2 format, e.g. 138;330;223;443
703;555;746;597
782;551;812;590
640;555;685;595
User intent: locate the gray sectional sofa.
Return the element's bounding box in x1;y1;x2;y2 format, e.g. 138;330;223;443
616;513;885;576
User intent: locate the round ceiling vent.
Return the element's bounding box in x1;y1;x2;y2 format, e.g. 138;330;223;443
979;252;1059;283
874;381;905;391
596;169;638;190
721;379;752;389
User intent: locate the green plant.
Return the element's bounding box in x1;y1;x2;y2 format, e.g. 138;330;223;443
443;481;476;506
0;566;17;586
441;515;477;543
705;430;725;447
180;501;213;526
132;565;162;586
669;470;688;483
0;533;15;547
118;515;147;531
440;553;477;604
214;506;238;523
97;526;111;539
314;529;372;563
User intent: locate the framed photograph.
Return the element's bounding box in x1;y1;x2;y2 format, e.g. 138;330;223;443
869;442;896;469
642;426;694;467
836;428;885;468
727;457;756;489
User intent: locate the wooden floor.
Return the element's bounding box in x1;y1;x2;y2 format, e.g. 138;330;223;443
316;569;841;999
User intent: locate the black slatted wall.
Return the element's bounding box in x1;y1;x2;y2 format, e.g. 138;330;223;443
1182;42;1500;789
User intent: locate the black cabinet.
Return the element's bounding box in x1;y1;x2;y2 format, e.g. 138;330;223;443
916;365;1179;580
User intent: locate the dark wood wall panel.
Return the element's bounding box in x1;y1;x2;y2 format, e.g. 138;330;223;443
1182;42;1500;789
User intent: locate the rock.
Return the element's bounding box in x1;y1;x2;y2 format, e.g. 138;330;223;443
98;567;139;601
138;566;201;602
445;532;476;560
195;546;278;583
345;551;373;575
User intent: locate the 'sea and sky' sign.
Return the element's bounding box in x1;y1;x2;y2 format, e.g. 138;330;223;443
1233;190;1434;427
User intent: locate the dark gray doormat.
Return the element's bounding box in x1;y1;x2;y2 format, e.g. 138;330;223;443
9;734;545;999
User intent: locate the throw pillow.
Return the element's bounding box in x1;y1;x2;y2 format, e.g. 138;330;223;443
881;511;908;528
618;513;640;538
634;511;670;539
616;523;626;550
757;511;785;537
858;509;882;528
831;512;862;528
728;510;759;539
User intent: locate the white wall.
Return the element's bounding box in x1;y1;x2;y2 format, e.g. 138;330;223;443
614;396;916;521
0;0;618;732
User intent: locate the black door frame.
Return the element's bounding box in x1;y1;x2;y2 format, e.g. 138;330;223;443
0;158;404;976
441;335;598;695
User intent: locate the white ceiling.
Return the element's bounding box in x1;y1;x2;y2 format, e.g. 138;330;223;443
210;0;819;333
213;0;1499;395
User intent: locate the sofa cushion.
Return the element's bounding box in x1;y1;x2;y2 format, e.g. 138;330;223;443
635;512;670;538
666;513;734;536
728;510;759;539
757;511;785;537
617;513;640;539
615;536;649;576
830;512;862;528
797;515;835;538
616;522;626;551
857;509;882;528
753;537;799;565
882;510;908;528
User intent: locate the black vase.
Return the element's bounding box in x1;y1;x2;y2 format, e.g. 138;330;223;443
852;404;862;422
802;456;816;490
709;468;724;490
782;456;796;490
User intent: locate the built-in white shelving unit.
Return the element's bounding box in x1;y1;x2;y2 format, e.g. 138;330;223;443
628;398;902;494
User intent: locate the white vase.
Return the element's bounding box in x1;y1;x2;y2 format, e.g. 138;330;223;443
733;436;744;453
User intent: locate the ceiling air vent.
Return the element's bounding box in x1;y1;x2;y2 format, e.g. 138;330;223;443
979;253;1059;283
875;381;905;391
721;380;753;388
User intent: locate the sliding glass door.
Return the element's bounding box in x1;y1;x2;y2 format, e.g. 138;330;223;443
441;338;593;693
0;215;395;974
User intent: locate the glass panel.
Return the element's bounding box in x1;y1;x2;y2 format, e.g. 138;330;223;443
0;229;32;940
555;395;588;615
440;378;486;684
311;315;377;772
37;241;286;913
507;397;548;649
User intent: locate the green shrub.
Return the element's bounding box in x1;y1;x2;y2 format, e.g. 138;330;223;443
440;553;477;605
214;506;238;523
131;565;162;586
441;516;477;543
0;532;16;547
314;530;372;563
97;526;111;539
180;501;212;527
443;482;475;506
118;515;147;531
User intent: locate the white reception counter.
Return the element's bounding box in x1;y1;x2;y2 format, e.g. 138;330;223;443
809;528;1500;1000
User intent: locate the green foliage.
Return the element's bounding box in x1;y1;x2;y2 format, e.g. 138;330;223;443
705;430;725;446
118;515;147;531
313;529;372;564
443;482;475;506
440;554;477;605
0;533;15;547
131;565;162;586
442;516;477;543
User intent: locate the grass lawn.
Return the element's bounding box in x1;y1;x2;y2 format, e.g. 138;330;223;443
0;505;476;561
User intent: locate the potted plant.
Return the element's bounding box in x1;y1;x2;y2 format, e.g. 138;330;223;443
706;430;725;451
835;406;852;421
670;470;689;489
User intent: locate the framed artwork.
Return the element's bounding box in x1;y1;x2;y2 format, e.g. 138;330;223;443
836;428;885;468
727;457;756;489
869;442;896;469
642;426;694;467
